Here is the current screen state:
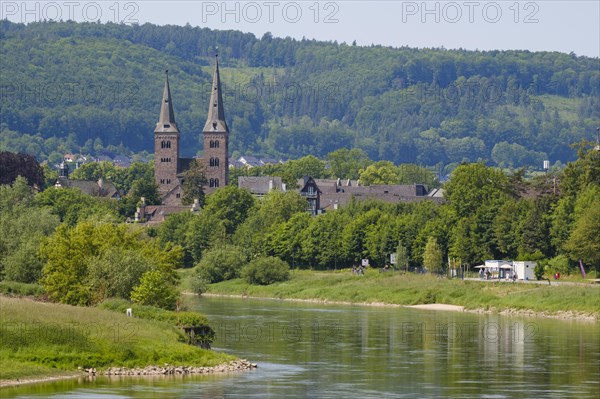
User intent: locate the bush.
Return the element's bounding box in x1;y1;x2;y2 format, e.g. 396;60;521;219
242;256;290;285
190;274;209;295
546;255;573;276
0;281;45;297
195;245;247;283
130;270;179;310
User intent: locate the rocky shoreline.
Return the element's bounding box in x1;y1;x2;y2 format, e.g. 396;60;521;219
99;359;257;376
1;360;257;388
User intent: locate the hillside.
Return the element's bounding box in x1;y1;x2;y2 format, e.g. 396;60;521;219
1;20;599;168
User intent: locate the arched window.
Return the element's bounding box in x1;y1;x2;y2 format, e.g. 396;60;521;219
166;141;171;149
214;178;219;187
210;158;219;167
160;141;172;149
209;140;214;148
209;178;215;187
214;140;220;148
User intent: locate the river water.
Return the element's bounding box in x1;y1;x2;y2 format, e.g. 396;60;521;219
4;296;599;398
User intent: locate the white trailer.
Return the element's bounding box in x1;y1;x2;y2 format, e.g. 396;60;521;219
513;261;536;281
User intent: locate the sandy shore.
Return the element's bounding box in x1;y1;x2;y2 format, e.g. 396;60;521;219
408;304;465;312
197;292;598;321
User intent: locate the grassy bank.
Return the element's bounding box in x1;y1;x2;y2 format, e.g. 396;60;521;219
201;269;600;317
0;296;234;382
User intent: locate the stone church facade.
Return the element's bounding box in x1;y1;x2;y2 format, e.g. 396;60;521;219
154;55;229;205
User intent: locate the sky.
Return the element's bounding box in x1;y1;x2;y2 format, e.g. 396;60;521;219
2;1;599;57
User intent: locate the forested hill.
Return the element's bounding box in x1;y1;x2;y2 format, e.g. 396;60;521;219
1;20;599;168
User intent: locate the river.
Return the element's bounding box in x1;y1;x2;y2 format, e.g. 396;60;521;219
4;296;599;398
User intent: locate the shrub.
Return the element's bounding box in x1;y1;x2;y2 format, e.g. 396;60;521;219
195;245;247;283
242;256;290;285
546;255;573;276
130;270;179;310
190;274;209;295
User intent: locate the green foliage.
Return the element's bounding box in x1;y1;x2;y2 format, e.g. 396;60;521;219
1;297;232;380
181;159;207;206
546;255;573;276
130;270;179;310
359;161;400;185
195;245;247;283
157;210;225;267
34;187;120;225
204;186;255;235
86;247;158;304
0;281;45;297
423;237;444;273
2;21;597;169
326;148;372;180
99;298;211;327
242;256;290;285
0;177;59;282
40;221;181;305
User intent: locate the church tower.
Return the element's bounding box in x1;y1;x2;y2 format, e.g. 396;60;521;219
203;54;229;192
154;70;180;195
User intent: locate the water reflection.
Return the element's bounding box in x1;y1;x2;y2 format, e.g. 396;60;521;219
4;297;599;399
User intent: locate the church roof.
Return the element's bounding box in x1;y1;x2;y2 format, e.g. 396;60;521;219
155;70;179;134
203;55;228;133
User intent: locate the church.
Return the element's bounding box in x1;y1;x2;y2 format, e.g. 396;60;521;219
153;55;229;205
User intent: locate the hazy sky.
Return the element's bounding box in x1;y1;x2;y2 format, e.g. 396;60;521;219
3;1;599;57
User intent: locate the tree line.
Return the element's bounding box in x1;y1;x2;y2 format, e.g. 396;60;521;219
1;20;598;169
1;144;597;308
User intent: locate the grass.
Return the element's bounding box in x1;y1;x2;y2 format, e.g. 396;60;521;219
0;281;45;297
0;296;235;381
200;269;600;316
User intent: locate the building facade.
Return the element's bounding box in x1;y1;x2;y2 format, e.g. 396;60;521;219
153;55;229;204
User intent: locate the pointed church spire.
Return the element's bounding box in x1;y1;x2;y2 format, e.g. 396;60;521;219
155;69;179;134
203;53;228;133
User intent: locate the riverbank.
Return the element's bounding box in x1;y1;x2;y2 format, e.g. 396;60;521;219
0;296;237;385
0;359;258;388
198;269;600;321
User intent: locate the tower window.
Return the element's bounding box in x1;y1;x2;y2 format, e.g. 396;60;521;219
209;178;220;188
160;179;165;184
214;140;219;148
210;158;220;167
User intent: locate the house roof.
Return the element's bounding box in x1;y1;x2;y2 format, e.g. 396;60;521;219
56;178;120;198
238;176;284;195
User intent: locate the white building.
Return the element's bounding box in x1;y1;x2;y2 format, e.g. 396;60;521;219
484;260;514;279
513;261;536;281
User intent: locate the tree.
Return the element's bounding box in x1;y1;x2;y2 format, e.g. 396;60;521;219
203;186;256;235
181;159;207;205
130;269;179;310
0;151;44;188
396;240;410;271
326;148;371;179
86;247;158;303
281;155;328;184
195;245;247;283
40;221;181;305
565;200;600;270
423;236;443;273
359;161;400;185
241;256;290;285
